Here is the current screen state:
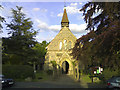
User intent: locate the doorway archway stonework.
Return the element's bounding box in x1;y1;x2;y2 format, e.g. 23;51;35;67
60;59;73;75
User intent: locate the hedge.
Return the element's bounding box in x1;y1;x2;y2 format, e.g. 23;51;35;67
2;65;35;79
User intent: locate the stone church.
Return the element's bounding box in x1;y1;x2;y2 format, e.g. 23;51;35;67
44;7;81;80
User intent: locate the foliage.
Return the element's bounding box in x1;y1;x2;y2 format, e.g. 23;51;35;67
2;6;37;65
2;65;34;79
80;2;119;33
50;60;59;79
98;68;119;81
46;69;53;75
72;61;76;67
32;41;49;64
0;5;5;32
50;60;57;68
71;2;120;71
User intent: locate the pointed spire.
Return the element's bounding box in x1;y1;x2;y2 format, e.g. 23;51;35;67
61;7;69;28
61;8;69;23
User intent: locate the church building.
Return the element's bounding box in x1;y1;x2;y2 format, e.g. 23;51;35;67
44;7;80;80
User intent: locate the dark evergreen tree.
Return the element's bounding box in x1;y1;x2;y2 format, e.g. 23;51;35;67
0;5;5;32
2;6;37;65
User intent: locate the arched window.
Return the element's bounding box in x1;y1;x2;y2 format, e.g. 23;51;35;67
59;41;62;50
69;41;71;49
64;40;67;50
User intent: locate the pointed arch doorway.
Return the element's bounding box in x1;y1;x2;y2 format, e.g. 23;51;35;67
62;61;69;74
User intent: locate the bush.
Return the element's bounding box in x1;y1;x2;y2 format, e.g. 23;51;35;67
98;68;119;81
2;65;35;79
46;69;53;75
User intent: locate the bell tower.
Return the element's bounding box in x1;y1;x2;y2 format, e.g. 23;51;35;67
61;7;69;28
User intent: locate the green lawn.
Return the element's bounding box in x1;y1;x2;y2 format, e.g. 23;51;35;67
33;70;52;81
80;74;92;83
80;74;101;83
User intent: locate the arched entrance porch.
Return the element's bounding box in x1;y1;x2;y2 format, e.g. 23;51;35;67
59;58;73;75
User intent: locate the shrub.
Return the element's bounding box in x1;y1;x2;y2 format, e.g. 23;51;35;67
2;65;35;79
46;69;53;75
98;68;119;81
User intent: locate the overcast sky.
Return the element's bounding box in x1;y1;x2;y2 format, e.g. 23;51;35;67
1;1;90;43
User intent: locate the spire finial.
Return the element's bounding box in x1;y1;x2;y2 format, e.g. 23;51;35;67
64;0;66;8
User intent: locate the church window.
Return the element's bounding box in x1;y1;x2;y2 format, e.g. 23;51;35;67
64;40;67;50
59;41;62;50
68;41;71;49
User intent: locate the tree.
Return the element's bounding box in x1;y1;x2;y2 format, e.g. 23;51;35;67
80;2;119;33
0;5;5;33
32;41;49;70
2;6;37;65
71;2;120;71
